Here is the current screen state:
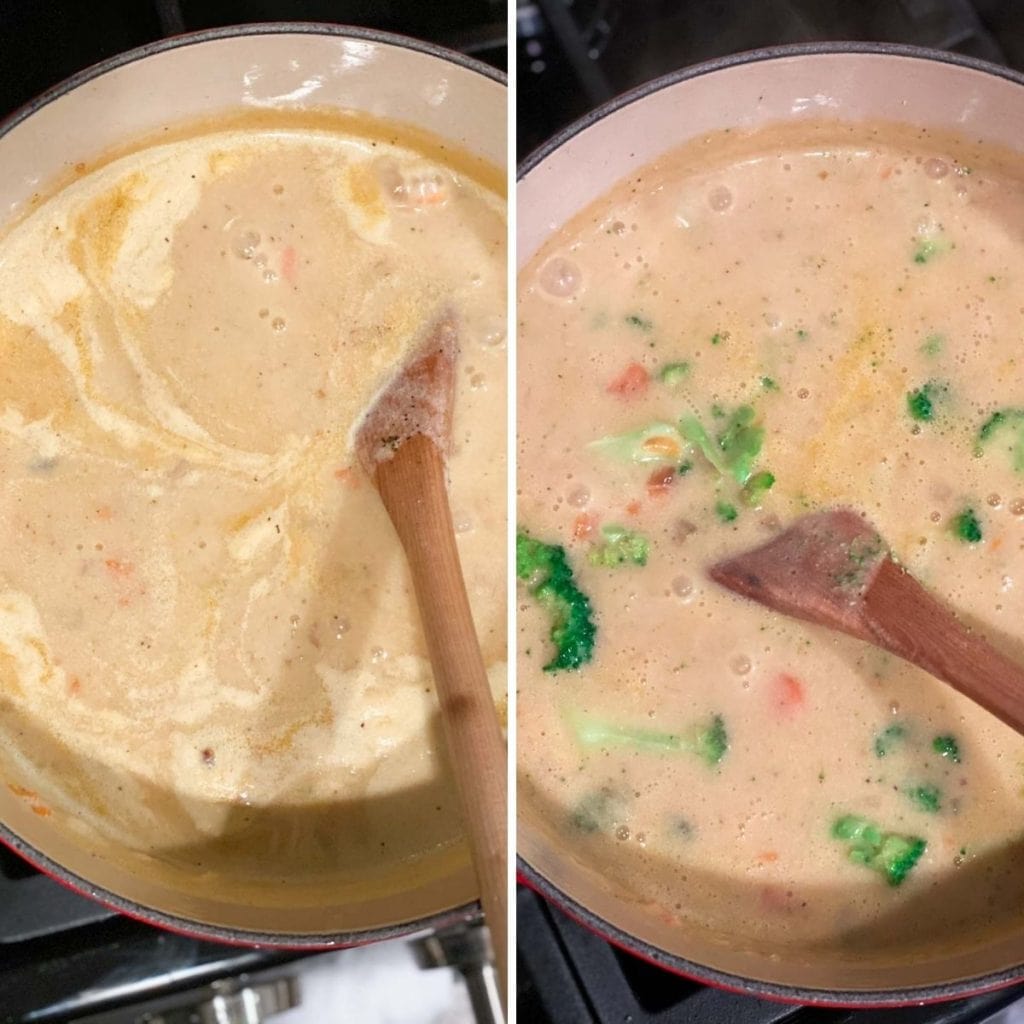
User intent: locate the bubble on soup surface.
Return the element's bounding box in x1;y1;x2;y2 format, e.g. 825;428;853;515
671;575;694;600
568;485;590;508
730;654;751;676
708;186;733;212
538;256;582;298
924;158;949;179
231;228;261;260
271;317;287;332
479;316;506;348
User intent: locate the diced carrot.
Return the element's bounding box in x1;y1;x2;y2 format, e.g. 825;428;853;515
7;783;36;799
334;465;362;488
572;512;598;541
104;559;134;578
30;804;51;817
281;244;299;285
68;676;82;697
95;505;114;520
625;499;642;517
990;535;1004;552
606;362;649;397
756;850;779;864
646;466;675;498
773;672;805;710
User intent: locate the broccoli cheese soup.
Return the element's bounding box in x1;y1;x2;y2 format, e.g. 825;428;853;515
0;109;506;909
518;120;1024;964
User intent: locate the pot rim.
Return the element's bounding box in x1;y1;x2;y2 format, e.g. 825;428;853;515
0;19;502;948
518;39;1024;182
517;39;1024;1005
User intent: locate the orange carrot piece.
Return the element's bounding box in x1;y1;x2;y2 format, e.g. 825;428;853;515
646;466;675;498
606;362;649;397
30;804;51;817
281;244;299;285
104;558;134;578
773;672;805;710
625;499;642;517
756;850;780;863
572;512;598;541
333;465;362;488
95;505;114;520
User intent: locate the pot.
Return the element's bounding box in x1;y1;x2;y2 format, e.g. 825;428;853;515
0;23;505;948
517;41;1024;1005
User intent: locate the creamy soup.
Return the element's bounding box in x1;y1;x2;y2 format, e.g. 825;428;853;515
0;110;505;907
518;121;1024;962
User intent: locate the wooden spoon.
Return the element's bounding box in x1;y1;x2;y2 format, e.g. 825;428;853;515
708;507;1024;736
355;313;507;1004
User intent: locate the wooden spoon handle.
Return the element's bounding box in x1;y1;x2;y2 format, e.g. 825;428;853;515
865;558;1024;735
374;434;508;1004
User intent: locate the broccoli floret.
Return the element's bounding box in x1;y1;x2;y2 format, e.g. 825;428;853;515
715;501;738;523
587;524;649;567
569;710;728;767
625;313;653;332
742;470;775;507
694;714;728;766
874;722;908;758
588;421;683;464
760;376;779;392
680;405;766;486
920;333;944;357
976;408;1024;472
952;507;982;543
932;734;961;763
516;532;596;672
906;783;942;814
831;814;926;886
569;789;620;833
658;361;690;386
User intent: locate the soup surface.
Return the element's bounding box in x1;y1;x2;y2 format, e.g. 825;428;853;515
0;111;506;908
518;121;1024;963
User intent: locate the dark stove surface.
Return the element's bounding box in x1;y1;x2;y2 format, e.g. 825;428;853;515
0;4;504;1020
0;844;305;1023
518;886;1024;1024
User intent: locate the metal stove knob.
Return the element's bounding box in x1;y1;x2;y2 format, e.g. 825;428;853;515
139;976;300;1024
198;979;300;1024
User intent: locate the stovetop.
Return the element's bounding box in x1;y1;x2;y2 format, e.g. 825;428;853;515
516;1;1024;1021
0;3;504;1021
517;885;1024;1024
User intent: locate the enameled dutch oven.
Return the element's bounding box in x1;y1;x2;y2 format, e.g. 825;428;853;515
518;42;1024;1006
0;23;505;949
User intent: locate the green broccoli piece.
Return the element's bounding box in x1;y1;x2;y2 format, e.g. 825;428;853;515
588;421;683;465
680;405;765;486
874;722;908;758
569;711;728;767
625;313;653;332
932;734;961;763
760;376;779;392
569;790;620;833
694;714;729;766
742;471;775;507
831;815;926;886
906;783;942;814
976;408;1024;472
920;333;944;357
952;507;982;544
658;361;690;386
516;532;596;672
588;524;649;567
715;501;738;523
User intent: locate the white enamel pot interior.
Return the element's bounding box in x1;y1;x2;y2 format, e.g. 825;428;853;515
0;24;505;947
518;42;1024;1004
